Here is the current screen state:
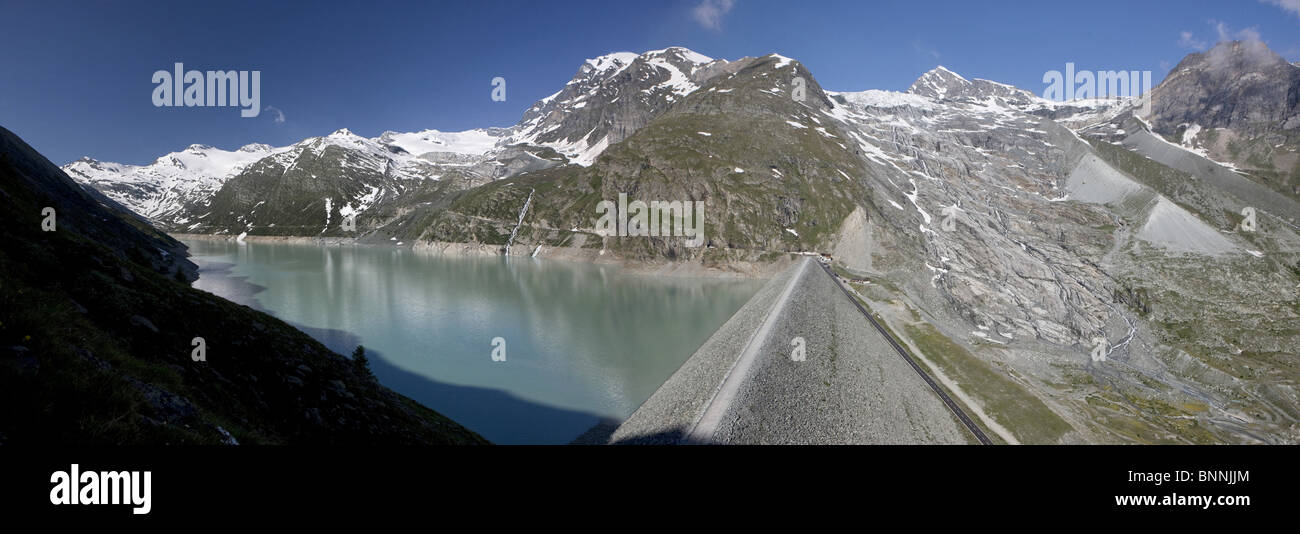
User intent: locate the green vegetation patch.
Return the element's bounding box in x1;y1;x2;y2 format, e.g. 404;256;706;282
901;323;1074;444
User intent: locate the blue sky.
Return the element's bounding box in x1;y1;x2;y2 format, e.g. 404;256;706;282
2;0;1298;165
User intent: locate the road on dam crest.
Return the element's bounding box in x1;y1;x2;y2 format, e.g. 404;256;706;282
611;257;989;445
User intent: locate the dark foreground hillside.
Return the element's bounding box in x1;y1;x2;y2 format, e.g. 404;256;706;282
0;126;487;445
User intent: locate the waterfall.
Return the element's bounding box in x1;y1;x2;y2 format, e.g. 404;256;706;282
504;188;534;256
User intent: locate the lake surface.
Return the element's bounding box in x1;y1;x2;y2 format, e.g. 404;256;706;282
182;238;762;444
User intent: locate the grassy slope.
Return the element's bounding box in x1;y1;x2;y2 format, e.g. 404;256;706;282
900;323;1073;444
413;56;868;262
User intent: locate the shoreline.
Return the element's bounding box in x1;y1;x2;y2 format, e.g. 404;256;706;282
170;233;794;280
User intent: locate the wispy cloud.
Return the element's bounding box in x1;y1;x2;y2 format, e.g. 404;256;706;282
1199;20;1275;70
1178;20;1267;54
1177;30;1207;51
264;105;286;124
1236;26;1263;44
1213;20;1232;42
692;0;735;31
1262;0;1300;18
912;41;941;60
1210;19;1263;44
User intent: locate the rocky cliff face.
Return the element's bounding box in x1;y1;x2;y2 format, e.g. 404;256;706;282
1148;40;1300;200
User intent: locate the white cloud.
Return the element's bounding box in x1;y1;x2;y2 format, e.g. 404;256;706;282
912;40;941;60
264;106;286;124
1198;20;1267;48
1213;20;1232;42
1178;30;1207;50
1203;21;1273;70
1262;0;1300;18
692;0;735;30
1237;27;1263;44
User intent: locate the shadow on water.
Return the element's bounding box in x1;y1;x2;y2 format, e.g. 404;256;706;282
277;319;613;445
193;256;611;445
367;346;609;445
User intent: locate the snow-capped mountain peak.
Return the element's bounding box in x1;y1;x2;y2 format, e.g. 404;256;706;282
582;51;639;76
62;142;291;223
239;143;274;153
505;46;724;166
906;65;1074;113
932;65;966;78
907;66;973;100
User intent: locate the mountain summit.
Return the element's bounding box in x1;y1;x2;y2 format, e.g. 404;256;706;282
505;46;726;163
907;65;1040;107
1148;40;1300;198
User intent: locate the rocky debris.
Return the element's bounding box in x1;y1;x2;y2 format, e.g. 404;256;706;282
215;426;239;445
1113;286;1152;315
129;315;158;333
125;376;199;427
827;72;1123;347
826;53;1300;443
1;345;38;375
74;347;112;371
326;379;354;399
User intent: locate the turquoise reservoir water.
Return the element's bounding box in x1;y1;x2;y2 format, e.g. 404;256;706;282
182;238;761;444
